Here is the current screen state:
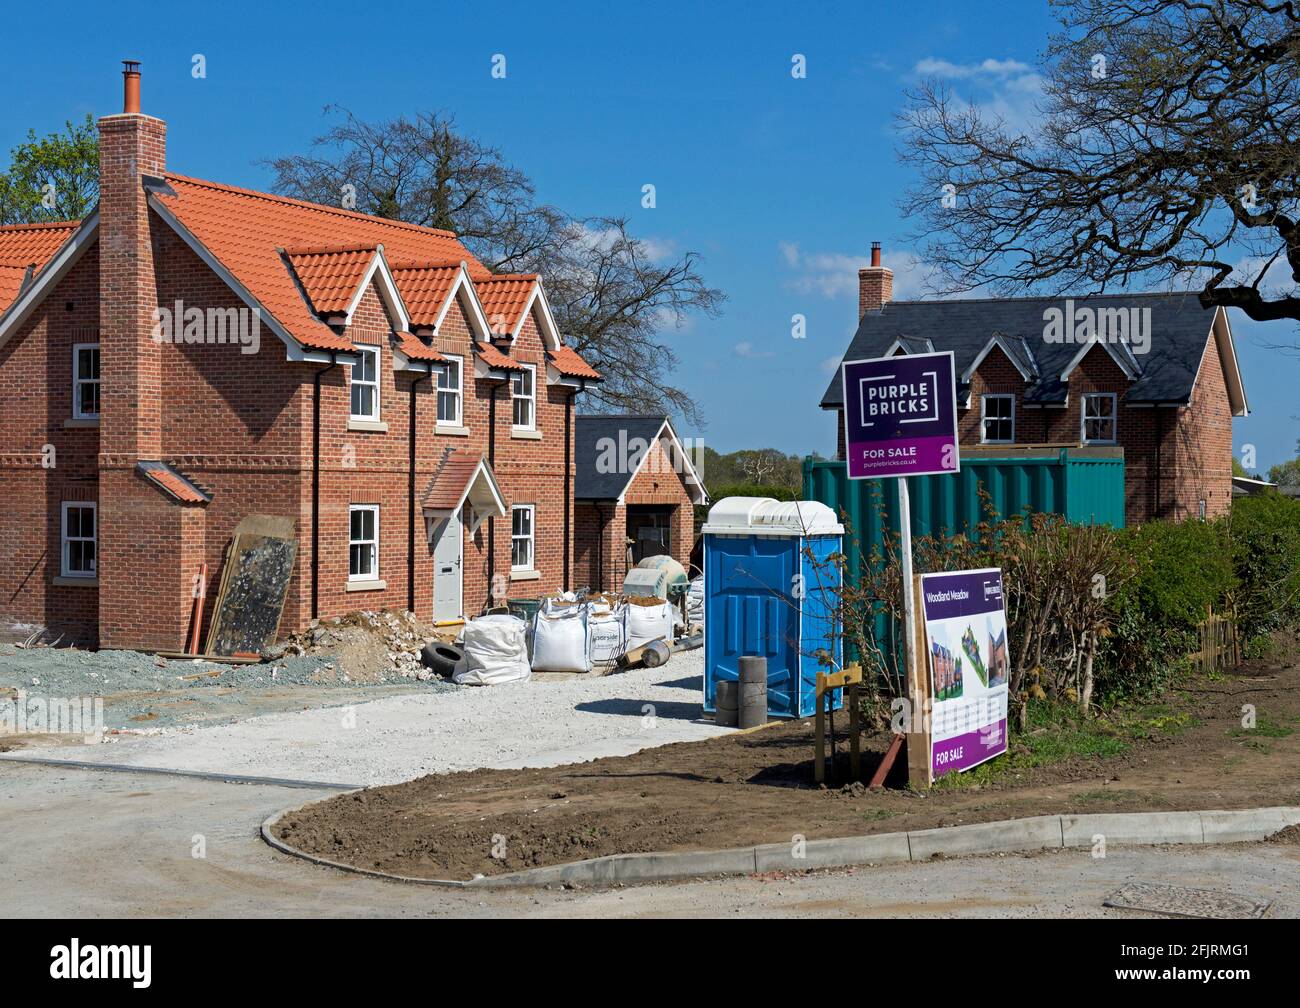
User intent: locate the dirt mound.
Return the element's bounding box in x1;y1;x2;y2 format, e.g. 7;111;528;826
268;609;444;685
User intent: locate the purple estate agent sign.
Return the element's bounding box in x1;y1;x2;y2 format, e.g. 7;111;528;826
920;567;1010;777
840;351;960;480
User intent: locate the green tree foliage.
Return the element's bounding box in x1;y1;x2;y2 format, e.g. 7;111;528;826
0;116;98;225
1268;457;1300;486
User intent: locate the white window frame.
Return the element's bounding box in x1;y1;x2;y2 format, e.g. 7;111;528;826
511;504;535;571
349;504;380;582
60;501;97;578
72;342;100;420
437;354;463;426
511;364;536;430
350;346;380;422
980;394;1015;444
1081;392;1118;445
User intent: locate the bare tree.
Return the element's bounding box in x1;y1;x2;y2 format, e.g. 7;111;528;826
899;0;1300;325
264;108;723;423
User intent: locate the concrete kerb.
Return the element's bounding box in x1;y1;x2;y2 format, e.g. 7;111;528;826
260;805;1300;889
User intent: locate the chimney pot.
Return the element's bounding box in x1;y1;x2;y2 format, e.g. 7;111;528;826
870;241;882;267
122;60;141;114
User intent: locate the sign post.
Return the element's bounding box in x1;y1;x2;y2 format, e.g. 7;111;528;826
840;350;960;787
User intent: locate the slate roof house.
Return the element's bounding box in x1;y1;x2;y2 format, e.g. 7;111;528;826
0;63;600;650
573;415;707;592
822;245;1249;524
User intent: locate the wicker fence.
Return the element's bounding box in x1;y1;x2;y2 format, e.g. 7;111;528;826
1193;606;1241;674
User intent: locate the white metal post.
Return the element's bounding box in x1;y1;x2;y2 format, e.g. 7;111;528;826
898;476;915;691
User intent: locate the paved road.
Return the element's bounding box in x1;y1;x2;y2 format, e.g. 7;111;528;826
2;762;1296;918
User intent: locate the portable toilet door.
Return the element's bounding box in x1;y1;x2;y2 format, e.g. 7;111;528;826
702;497;844;718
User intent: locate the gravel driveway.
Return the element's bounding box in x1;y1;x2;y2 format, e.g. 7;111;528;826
41;649;726;785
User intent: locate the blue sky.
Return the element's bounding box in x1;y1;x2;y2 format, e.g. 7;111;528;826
3;0;1296;471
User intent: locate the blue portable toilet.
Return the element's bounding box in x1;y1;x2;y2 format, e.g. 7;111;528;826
702;497;843;719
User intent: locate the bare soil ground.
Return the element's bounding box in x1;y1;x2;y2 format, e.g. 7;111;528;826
273;633;1300;881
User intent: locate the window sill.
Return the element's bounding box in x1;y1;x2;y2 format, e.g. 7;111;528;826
346;579;387;592
64;418;100;429
509;569;540;581
435;424;470;437
510;428;542;440
348;419;389;433
53;576;98;587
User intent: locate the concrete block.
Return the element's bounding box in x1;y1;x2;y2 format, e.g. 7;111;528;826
753;831;911;872
1061;810;1203;847
1198;807;1298;844
907;815;1063;860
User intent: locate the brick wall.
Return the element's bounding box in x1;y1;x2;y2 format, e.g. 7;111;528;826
0;248;101;643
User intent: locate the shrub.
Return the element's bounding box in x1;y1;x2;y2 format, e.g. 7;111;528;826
1228;494;1300;646
1112;519;1235;634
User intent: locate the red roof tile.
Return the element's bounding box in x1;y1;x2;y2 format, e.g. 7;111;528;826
475;342;526;372
547;345;601;380
0;220;80;311
423;450;486;510
389;261;462;328
153;175;488;353
475;275;537;336
284;246;377;315
138;461;209;504
393;330;447;364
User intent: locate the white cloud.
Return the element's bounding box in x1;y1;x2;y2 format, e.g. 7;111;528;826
734;340;775;359
778;242;935;301
914;57;1032;79
912;55;1044;137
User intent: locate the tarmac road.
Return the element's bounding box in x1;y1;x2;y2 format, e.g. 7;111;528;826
2;762;1296;919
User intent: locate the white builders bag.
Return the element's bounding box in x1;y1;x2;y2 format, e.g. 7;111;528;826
456;614;531;685
625;599;675;651
531;606;590;673
587;603;626;665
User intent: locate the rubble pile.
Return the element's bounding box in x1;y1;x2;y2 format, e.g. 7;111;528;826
267;609;446;685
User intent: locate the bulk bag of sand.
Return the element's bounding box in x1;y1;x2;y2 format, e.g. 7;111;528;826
455;614;531;685
531;605;590;673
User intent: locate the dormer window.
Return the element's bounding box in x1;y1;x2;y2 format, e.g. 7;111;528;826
350;346;380;421
512;364;536;430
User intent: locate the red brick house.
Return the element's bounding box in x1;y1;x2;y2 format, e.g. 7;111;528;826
0;63;600;650
574;415;707;592
821;245;1249;524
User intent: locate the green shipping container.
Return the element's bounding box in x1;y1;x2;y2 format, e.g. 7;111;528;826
802;445;1125;675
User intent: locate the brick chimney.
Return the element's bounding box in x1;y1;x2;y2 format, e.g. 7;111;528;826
97;61;191;652
858;241;893;318
98;59;166;460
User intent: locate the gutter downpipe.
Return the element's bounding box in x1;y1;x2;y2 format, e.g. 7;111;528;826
312;353;340;621
409;363;434;614
563;391;573;591
487;379;498;607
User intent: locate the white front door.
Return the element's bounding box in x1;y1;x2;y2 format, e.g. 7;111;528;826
432;508;463;622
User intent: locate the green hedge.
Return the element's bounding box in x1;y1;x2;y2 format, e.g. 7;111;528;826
1229;494;1300;646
